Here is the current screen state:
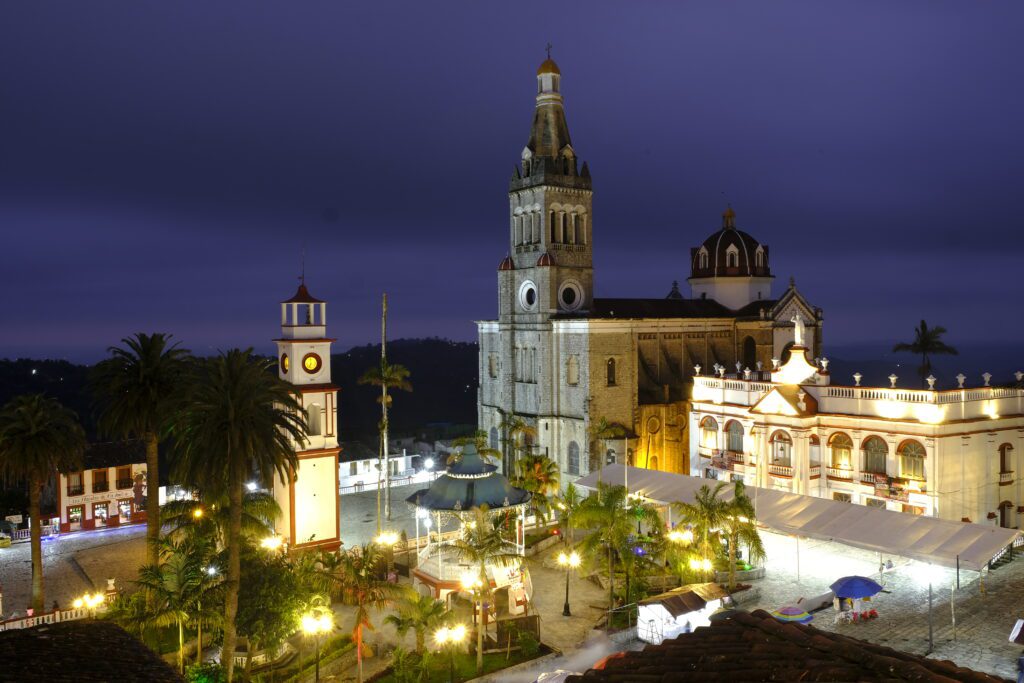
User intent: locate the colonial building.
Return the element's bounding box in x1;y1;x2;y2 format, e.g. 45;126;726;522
477;57;822;483
271;281;342;550
56;441;147;533
689;320;1024;527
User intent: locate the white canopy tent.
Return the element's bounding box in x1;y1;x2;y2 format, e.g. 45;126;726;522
576;465;1020;572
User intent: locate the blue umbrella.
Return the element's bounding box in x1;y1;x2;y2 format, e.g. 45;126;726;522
830;575;883;599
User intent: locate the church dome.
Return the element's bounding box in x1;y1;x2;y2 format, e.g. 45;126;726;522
498;255;515;271
690;207;771;279
536;252;556;267
537;58;560;75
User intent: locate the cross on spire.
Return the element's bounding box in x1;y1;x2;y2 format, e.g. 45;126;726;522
299;244;306;285
546;42;552;59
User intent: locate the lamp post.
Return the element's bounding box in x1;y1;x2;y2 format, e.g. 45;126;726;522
557;551;581;617
259;535;284;552
72;592;104;617
301;606;334;682
915;563;940;654
434;623;466;683
375;530;400;578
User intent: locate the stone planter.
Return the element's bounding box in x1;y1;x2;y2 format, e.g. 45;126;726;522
715;566;765;583
525;533;562;557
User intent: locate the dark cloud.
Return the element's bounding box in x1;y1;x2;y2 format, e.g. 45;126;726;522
2;1;1021;361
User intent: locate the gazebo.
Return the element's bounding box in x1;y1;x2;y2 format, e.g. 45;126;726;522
406;443;533;614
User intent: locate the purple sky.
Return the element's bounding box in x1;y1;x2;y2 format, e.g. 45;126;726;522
3;2;1022;362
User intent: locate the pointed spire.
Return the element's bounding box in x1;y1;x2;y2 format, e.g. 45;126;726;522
666;280;683;299
722;205;736;230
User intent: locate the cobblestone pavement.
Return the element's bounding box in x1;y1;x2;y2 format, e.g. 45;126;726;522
746;530;1023;680
0;524;146;617
339;482;424;549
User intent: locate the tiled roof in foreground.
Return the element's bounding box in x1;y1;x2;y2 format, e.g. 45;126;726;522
0;620;181;682
567;609;1009;683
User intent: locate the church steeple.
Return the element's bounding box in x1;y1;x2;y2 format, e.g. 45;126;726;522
516;52;587;185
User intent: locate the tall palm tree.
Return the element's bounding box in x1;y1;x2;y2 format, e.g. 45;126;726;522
450;505;521;675
554;482;584;544
673;482;729;580
574;483;634;610
452;429;502;463
588;418;627;491
892;320;958;387
720;482;766;590
172;349;304;682
512;453;560;524
384;589;449;654
320;544;402;683
0;394;86;611
498;415;537;475
359;359;412;528
92;333;190;568
135;536;208;674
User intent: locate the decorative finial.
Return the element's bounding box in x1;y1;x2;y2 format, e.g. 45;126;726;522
1015;371;1023;383
722;205;735;229
853;372;862;387
888;373;898;388
983;372;992;387
743;367;751;380
789;276;795;288
546;42;552;60
300;244;306;285
926;375;937;390
771;358;780;370
694;364;702;376
820;357;830;372
956;373;966;388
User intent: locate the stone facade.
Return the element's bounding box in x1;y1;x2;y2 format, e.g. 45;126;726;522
478;58;823;485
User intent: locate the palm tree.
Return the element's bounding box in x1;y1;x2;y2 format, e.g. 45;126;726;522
588;418;628;491
384;589;448;654
320;544;402;683
172;349;304;682
554;482;584;545
512;453;560;524
720;482;766;590
673;482;729;581
92;333;190;569
135;537;207;674
498;415;537;475
574;483;634;610
450;505;521;675
161;488;280;547
359;359;412;528
452;430;502;463
893;320;958;387
0;394;86;611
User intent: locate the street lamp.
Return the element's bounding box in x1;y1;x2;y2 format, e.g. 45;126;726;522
557;551;581;617
689;557;713;581
301;610;334;682
668;528;694;545
72;592;104;617
260;535;284;552
192;507;203;520
915;563;941;654
434;623;466;683
460;572;484;630
375;530;400;576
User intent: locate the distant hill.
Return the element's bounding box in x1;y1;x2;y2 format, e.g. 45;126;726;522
0;338;479;442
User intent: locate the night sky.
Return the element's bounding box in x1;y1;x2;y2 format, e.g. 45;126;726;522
3;2;1022;362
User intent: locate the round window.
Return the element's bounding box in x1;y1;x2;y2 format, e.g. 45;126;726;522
280;353;290;373
518;281;538;311
302;353;322;374
558;281;583;311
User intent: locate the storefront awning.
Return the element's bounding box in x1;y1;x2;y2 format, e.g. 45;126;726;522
575;465;1020;572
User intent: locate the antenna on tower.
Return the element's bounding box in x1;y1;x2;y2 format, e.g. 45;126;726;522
546;42;553;59
299;244;306;285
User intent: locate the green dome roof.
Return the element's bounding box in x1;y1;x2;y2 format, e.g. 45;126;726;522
406;444;531;512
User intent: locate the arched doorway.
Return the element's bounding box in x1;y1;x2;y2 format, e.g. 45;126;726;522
742;336;757;371
999;501;1014;528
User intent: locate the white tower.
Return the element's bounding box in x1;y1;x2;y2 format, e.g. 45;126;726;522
273;281;341;551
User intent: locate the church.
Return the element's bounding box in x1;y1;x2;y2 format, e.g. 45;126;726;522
477;57;824;482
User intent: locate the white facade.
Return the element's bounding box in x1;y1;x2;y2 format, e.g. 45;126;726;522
689;346;1024;528
272;283;342;550
339;450;438;493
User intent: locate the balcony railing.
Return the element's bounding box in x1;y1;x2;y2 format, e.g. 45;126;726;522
827;467;854;481
809;464;821;479
66;485;84;497
768;464;793;478
1000;471;1014;485
860;472;886;485
92;482;109;493
116;479;134;490
728;452;745;465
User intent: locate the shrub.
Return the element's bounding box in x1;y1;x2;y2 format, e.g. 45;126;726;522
185;662;227;683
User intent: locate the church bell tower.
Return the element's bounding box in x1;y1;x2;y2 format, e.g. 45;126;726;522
499;54;593;323
272;281;341;551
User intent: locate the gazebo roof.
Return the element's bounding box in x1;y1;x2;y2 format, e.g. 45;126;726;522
406;444;531;512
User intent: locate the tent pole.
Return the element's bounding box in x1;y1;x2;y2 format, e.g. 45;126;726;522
955;554;960;590
796;536;800;584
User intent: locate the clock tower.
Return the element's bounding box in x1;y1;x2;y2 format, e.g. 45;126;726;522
273;281;341;551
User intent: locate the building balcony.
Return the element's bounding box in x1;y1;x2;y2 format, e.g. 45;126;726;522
827;467;854;481
809;464;821;479
1000;471;1014;486
66;485;84;497
860;472;886;485
768;464;793;479
698;446;716;459
92;482;109;493
728;452;745;466
116;479;134;490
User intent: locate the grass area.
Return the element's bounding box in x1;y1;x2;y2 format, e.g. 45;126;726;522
274;634;353;682
372;648;546;683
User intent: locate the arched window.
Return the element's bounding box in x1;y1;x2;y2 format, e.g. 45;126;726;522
770;431;792;468
898;440;926;480
755;247;764;269
727;250;738;268
698;248;708;270
700;416;719;450
306;404;322;437
999;443;1014;474
567;441;580;475
742;336;757;371
725;421;744;453
549;210;556;242
828;433;853;470
489;427;499;452
649;455;659;471
862;436;888;475
606;358;617;386
567;356;579;386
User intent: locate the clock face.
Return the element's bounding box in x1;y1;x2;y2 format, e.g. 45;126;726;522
302;353;322;374
280;354;289;373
